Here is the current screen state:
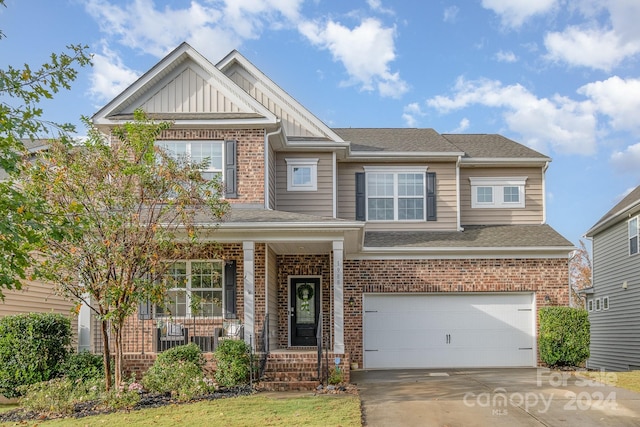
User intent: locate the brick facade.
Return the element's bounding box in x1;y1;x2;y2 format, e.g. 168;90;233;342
159;128;265;205
342;257;569;367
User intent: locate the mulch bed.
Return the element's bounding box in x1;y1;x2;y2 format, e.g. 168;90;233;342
0;386;253;423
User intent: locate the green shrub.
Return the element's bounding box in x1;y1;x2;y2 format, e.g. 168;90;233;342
61;351;105;382
328;366;343;385
539;306;590;367
18;377;103;415
0;313;71;398
142;344;213;401
214;339;250;387
156;343;204;369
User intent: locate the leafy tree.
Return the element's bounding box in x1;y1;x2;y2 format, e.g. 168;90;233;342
0;0;91;298
19;110;228;389
569;240;592;307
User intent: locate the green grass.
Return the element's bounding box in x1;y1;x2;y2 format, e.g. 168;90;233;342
0;394;361;427
0;406;17;414
577;370;640;393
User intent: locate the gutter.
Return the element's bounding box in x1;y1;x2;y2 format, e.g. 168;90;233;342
264;124;282;209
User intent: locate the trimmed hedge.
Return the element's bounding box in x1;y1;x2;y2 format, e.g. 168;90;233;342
214;339;250;387
0;313;71;398
538;306;590;367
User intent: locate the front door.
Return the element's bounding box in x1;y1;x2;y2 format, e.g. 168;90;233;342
290;277;321;346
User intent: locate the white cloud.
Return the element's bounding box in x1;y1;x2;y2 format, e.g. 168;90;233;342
451;118;470;133
299;18;408;98
481;0;557;28
610;143;640;177
367;0;394;16
88;42;140;103
545;26;640;71
443;6;459;23
402;102;425;127
579;76;640;132
426;77;598;155
495;50;517;63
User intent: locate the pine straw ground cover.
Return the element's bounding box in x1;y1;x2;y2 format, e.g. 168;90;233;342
0;390;361;427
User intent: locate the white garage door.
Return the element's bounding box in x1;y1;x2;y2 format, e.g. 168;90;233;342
363;293;535;369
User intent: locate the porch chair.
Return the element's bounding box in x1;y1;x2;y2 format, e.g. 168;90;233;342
222;319;244;340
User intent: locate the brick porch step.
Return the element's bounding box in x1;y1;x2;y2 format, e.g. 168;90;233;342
258;351;321;391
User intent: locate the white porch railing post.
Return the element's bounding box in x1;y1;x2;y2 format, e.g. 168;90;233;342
243;241;255;346
333;240;345;354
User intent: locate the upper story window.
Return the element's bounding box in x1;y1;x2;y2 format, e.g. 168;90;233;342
629;216;639;255
155;260;223;318
159;141;223;181
363;166;428;221
469;177;527;209
286;158;318;191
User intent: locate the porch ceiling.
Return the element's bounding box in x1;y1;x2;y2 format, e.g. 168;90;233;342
268;241;333;255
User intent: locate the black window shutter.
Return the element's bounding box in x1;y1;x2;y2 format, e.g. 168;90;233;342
224;261;237;319
355;172;366;221
225;139;237;198
427;172;437;221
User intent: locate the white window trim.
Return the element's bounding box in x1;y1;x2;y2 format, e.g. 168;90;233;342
155;259;224;318
595;298;601;311
159;140;224;179
587;299;593;312
629;216;639;256
286;158;318;191
363;166;428;222
603;296;609;310
469;176;527;208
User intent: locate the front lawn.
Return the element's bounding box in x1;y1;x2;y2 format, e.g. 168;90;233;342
577;370;640;393
0;406;16;415
0;394;361;427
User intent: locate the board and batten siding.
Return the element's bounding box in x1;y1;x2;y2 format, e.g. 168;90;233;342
459;167;544;225
587;218;640;371
274;152;334;217
141;67;241;114
227;68;320;138
337;162;458;231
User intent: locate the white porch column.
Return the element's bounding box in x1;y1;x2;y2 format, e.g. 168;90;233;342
243;241;255;346
333;240;345;354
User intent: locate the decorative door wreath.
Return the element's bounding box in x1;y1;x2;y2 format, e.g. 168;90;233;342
297;283;314;312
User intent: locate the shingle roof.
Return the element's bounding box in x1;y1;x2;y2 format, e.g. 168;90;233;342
192;206;352;225
364;224;573;248
332;128;462;153
441;134;549;159
587;184;640;236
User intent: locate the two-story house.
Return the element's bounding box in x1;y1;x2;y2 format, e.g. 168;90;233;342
584;185;640;371
90;43;573;389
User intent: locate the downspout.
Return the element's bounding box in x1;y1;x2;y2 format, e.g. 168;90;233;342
264;124;282;210
456;156;463;231
542;161;549;224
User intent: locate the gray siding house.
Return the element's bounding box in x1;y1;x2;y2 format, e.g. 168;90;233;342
584;185;640;370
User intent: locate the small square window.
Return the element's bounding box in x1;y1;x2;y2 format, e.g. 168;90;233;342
477;186;493;203
603;296;609;310
503;186;520;203
587;299;593;311
286;159;318;191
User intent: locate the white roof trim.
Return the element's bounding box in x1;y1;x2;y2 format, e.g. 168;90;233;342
93;43;276;125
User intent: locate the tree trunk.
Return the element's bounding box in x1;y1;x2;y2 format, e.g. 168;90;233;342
113;323;124;388
101;320;112;391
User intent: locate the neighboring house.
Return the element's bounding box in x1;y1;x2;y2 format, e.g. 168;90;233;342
0;140;80;347
584;185;640;371
90;43;573;389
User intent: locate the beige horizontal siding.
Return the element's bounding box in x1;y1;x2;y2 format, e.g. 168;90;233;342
0;280;78;347
460;167;544;225
275;152;334;217
337;162;458;231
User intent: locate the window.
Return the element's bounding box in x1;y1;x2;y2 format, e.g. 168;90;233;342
469;177;527;208
595;298;601;311
364;167;428;221
603;296;609;310
159;141;223;181
286;158;318;191
629;216;639;255
587;299;593;311
156;261;223;318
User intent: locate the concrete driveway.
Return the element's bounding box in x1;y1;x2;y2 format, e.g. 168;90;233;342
352;368;640;427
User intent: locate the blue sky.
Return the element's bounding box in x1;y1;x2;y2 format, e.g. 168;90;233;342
2;0;640;249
